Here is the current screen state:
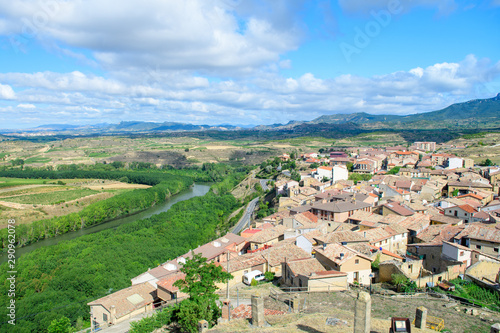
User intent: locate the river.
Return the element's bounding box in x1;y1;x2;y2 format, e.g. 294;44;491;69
1;183;211;262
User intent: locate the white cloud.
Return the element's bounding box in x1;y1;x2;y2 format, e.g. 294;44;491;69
0;55;499;127
0;84;15;99
0;0;302;74
17;103;36;109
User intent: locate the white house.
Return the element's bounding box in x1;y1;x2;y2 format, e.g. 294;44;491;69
447;157;464;170
444;204;478;224
442;241;472;267
312;165;348;183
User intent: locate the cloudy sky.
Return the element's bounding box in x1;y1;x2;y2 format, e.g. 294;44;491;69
0;0;499;129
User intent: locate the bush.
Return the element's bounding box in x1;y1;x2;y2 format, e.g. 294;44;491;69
265;271;275;281
251;278;258;286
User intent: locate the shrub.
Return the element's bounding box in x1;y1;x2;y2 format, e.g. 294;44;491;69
251;278;258;286
264;271;275;281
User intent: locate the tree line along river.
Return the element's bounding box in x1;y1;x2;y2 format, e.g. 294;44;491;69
0;183;211;263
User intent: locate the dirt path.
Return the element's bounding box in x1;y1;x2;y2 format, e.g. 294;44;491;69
0;184;53;194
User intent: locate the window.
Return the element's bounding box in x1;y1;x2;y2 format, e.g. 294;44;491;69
476;245;482;250
103;313;108;322
355;259;359;264
454;211;458;217
495;248;499;253
459;251;464;256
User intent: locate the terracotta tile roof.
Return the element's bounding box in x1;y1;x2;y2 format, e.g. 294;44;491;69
382;202;414;216
248;225;287;244
231;304;286;319
262;210;291;222
311;200;372;213
416;224;465;244
473;211;491;220
447;180;492;188
430;214;463;224
224;253;267;273
457;204;478;214
455;223;500;243
299;211;319;223
286;257;326;277
314;230;369;244
261;243;311;267
309;270;347;278
157;272;185;293
313;243;372;265
241;228;262;236
457;193;484;200
88;283;156;319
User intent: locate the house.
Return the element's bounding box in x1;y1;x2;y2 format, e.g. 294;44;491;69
430;214;463;226
260;243;311;277
88;282;157;331
442;241;472;267
313;243;373;285
445;180;492;197
453;224;500;257
361;224;408;253
222;252;268;288
446;157;464;170
282;258;348;292
399;168;431;179
247;225;287;251
156;272;187;302
380;201;415;217
414;142;436;151
312;165;348;183
353;159;376;174
406;243;444;273
310;200;372;222
443;204;478;224
413;224;464;245
313;230;369;246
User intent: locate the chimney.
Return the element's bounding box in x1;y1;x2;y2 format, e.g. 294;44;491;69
340;253;345;259
322;243;326;250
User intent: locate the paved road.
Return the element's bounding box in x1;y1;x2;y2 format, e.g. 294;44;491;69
259;179;271;191
232;197;259;234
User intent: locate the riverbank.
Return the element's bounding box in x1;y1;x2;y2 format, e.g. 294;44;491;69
0;183;211;263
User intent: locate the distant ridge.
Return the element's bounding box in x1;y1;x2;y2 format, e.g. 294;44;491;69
1;93;499;135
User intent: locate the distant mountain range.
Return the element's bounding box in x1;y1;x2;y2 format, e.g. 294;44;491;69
2;93;499;136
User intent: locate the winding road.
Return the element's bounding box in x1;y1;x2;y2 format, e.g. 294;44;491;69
231;197;259;234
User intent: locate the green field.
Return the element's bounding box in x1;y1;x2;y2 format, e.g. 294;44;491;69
0;177;47;188
24;156;52;164
1;188;100;205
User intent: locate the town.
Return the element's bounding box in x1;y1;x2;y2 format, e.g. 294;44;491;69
87;141;500;332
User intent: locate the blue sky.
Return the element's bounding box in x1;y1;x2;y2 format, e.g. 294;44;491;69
0;0;499;129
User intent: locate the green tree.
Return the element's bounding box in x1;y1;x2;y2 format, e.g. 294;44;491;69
451;189;459;197
11;158;24;166
387;166;401;175
480;158;494;166
346;162;354;172
47;316;72;333
173;253;233;332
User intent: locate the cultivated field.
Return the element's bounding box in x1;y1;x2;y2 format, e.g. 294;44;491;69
0;177;149;228
0;133;411;170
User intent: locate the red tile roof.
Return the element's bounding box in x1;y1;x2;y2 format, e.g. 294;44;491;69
457;204;477;214
157;272;185;293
